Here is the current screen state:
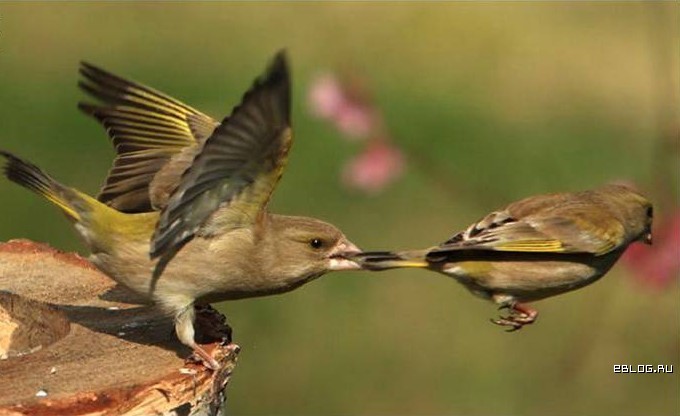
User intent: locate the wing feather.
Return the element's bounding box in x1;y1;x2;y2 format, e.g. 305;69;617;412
431;191;625;260
79;62;218;212
149;51;291;280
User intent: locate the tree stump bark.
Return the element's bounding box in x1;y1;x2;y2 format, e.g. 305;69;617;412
0;239;239;416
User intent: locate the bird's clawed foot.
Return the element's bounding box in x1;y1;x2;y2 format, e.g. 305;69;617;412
183;304;236;371
186;341;241;371
188;344;221;371
491;302;538;332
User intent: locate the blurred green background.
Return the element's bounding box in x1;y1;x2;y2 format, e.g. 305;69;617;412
1;3;678;415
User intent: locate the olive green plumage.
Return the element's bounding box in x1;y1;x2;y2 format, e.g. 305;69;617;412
353;184;653;330
2;51;361;369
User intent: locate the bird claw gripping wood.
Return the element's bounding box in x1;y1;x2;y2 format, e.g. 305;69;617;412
184;304;236;370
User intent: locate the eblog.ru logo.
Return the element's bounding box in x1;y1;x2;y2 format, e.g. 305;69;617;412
613;365;674;373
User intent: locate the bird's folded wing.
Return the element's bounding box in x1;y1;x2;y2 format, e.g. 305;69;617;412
434;207;624;257
150;51;291;270
78;62;218;212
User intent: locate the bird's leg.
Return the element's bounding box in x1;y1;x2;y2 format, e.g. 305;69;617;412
175;303;220;370
490;296;538;332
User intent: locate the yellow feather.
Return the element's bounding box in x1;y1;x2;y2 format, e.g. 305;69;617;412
119;92;188;119
127;86;194;116
44;193;81;222
395;260;429;268
116;105;196;134
102;109;192;131
75;190;157;241
494;240;565;252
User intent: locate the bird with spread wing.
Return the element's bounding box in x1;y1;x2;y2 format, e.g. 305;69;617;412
351;185;653;330
1;51;362;369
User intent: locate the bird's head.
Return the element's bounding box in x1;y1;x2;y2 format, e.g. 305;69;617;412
602;184;654;245
263;215;362;283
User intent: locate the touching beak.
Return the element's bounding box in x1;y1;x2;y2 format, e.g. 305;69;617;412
644;231;653;245
328;239;362;271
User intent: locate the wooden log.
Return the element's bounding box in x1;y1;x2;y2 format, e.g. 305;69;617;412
0;239;239;416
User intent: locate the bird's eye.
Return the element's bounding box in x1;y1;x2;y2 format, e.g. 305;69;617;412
309;238;323;249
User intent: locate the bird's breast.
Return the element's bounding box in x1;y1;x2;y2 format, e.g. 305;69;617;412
436;251;622;302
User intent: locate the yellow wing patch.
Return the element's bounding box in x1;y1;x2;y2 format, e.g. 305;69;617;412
493;239;566;253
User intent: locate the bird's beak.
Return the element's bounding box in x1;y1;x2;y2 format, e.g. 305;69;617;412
643;231;652;245
328;240;362;271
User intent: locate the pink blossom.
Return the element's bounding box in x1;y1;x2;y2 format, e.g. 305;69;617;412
622;210;680;289
342;140;405;194
307;73;377;140
335;105;376;138
307;74;345;120
308;70;407;193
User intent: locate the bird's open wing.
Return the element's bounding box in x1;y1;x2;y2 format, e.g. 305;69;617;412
431;196;625;259
150;51;291;275
79;62;218;212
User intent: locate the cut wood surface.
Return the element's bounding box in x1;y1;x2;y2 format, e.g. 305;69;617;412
0;239;239;416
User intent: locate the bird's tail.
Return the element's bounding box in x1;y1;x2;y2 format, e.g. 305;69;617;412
350;249;431;271
1;151;97;221
0;151;152;250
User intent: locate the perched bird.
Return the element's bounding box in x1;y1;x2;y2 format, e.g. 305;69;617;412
1;52;362;369
352;184;653;330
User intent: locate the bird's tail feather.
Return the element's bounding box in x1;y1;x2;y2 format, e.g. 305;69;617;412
351;249;431;270
0;151;96;222
0;150;151;249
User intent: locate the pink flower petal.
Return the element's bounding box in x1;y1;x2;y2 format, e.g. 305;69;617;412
307;72;379;140
307;74;346;120
334;104;376;139
342;141;405;194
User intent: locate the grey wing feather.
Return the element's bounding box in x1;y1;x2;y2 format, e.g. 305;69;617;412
150;51;291;273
